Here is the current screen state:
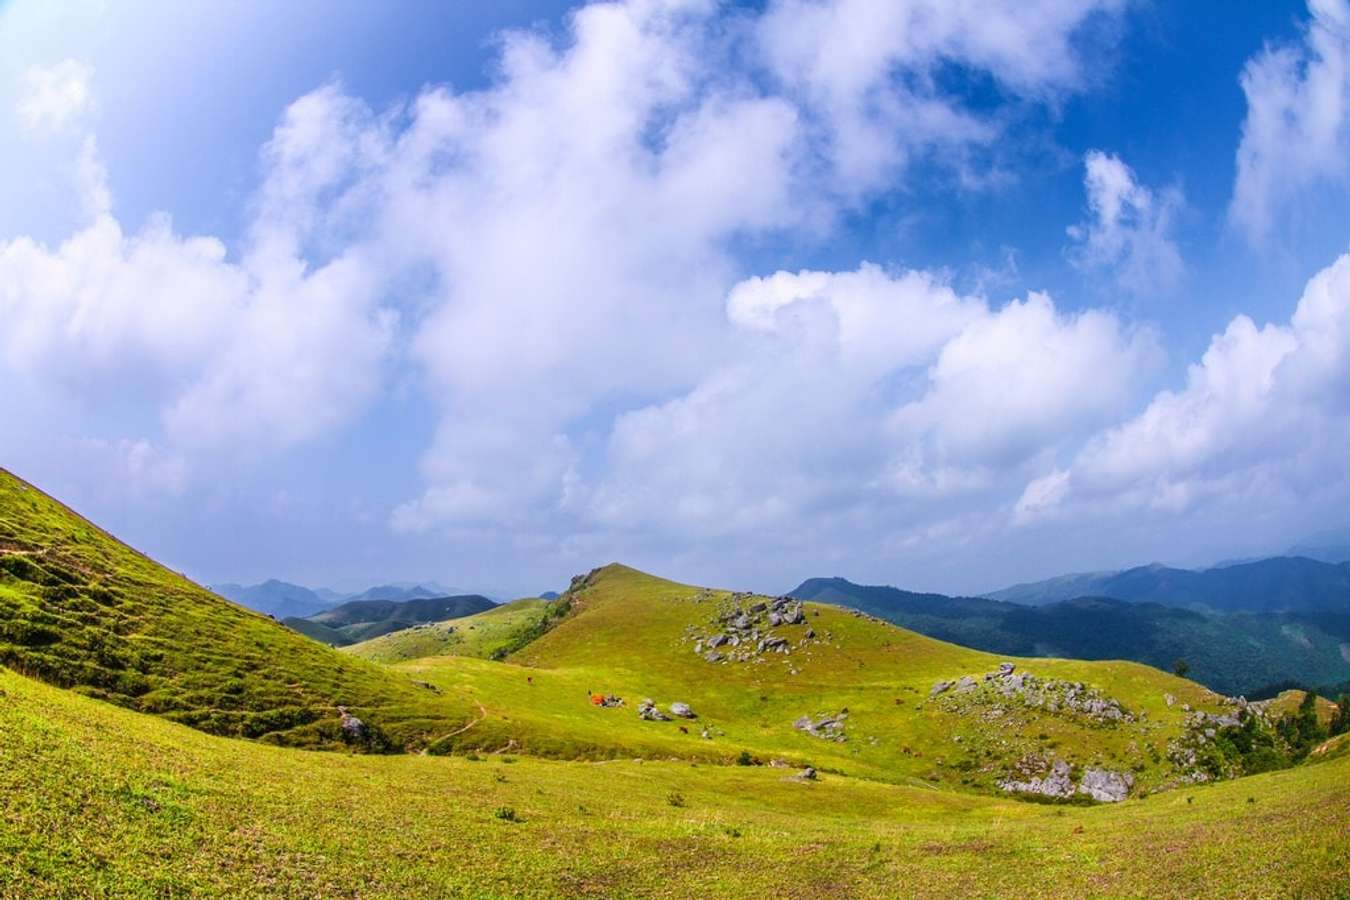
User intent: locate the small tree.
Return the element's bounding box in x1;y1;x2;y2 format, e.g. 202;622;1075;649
1330;693;1350;737
1171;658;1190;678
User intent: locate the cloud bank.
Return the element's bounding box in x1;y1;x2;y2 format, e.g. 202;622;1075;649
4;0;1350;590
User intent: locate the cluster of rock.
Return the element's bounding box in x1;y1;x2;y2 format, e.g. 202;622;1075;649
566;567;603;594
930;663;1133;725
997;752;1134;802
690;593;816;665
637;699;696;722
793;711;847;742
1164;700;1258;781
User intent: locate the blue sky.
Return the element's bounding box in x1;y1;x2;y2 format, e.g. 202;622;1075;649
3;0;1350;597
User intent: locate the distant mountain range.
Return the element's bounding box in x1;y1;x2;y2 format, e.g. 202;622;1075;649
1287;526;1350;565
282;594;498;647
981;557;1350;613
210;580;330;620
211;580;488;619
791;575;1350;697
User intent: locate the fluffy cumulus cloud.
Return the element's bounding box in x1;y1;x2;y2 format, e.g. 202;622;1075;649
1017;253;1350;528
369;0;1131;534
1067;150;1183;294
0;80;395;485
1231;0;1350;242
22;0;1350;587
586;265;1158;549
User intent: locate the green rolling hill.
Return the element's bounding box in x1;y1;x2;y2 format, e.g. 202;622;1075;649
344;597;552;662
3;471;1348;896
282;593;497;646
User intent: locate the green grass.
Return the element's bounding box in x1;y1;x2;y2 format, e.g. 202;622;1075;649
4;473;1348;895
398;563;1234;793
2;667;1347;898
0;468;476;749
345;598;551;663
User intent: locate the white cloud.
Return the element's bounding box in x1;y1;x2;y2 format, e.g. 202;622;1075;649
1067;150;1183;294
1231;0;1350;242
344;0;1132;533
758;0;1127;196
16;58;93;132
0;82;395;463
587;265;1157;540
7;0;1172;582
1019;252;1350;523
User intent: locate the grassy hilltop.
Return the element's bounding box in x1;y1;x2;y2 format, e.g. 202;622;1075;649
345;597;551;662
3;469;1349;896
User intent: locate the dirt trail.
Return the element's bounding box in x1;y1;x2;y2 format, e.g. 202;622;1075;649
421;700;489;752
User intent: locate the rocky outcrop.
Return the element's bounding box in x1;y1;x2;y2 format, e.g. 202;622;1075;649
999;757;1075;798
794;711;847;742
931;664;1133;725
1078;768;1134;802
998;754;1134;802
690;593;821;665
669;702;696;719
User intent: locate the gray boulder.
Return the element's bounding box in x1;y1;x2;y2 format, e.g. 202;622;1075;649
669;702;696;719
1077;768;1133;803
999;758;1074;799
338;706;367;741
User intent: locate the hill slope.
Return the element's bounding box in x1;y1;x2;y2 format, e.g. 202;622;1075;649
378;564;1318;796
986;557;1350;613
791;577;1350;696
4;665;1347;898
345;597;551;663
0;468;473;749
285;594;497;646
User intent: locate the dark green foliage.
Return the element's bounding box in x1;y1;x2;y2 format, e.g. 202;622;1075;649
791;577;1350;697
1275;691;1329;761
289;594;497;646
489;595;574;660
1330;694;1350;737
1171;658;1190;678
984;557;1350;613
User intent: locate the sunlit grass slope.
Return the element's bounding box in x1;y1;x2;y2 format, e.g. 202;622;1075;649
401;564;1239;792
345;597;550;663
0;469;475;748
2;667;1346;899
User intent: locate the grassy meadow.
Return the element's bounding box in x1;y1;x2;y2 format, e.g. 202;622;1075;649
3;470;1349;897
3;667;1348;898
